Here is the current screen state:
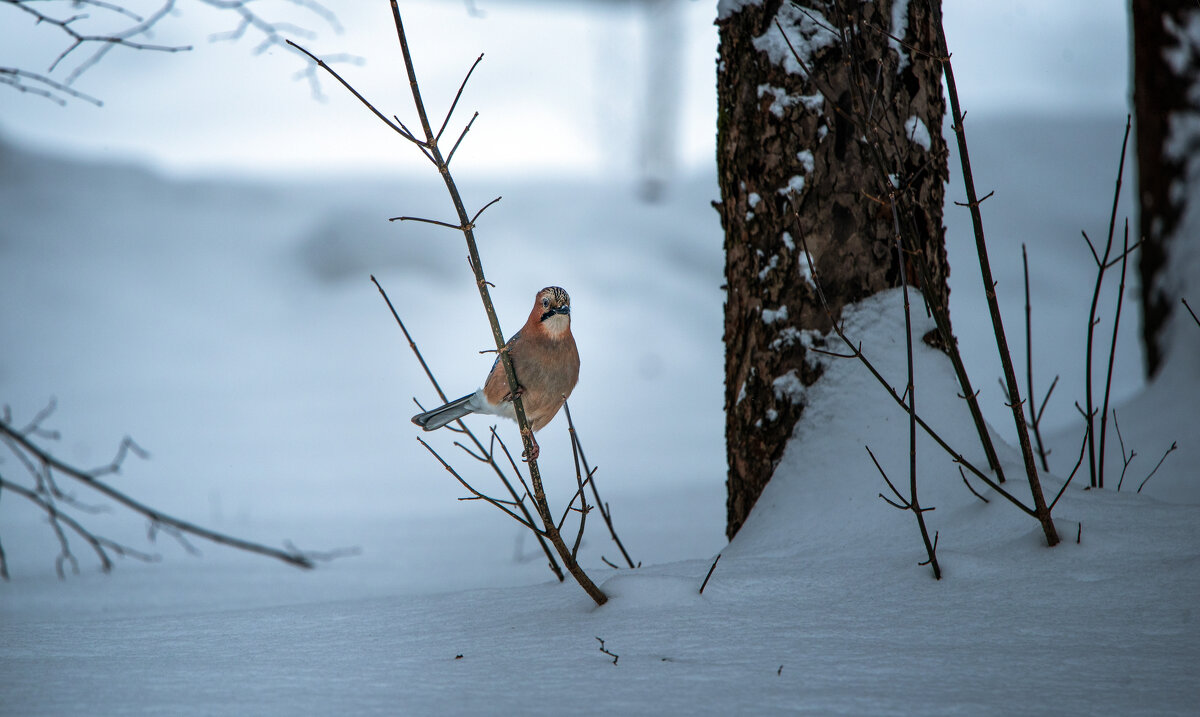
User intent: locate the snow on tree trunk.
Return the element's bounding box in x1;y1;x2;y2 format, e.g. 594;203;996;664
716;0;949;538
1133;0;1200;381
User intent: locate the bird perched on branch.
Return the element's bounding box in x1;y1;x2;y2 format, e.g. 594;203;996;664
411;286;579;460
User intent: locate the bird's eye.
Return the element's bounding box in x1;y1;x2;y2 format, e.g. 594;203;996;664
541;297;550;308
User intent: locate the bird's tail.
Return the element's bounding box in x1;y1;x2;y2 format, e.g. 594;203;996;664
412;393;477;431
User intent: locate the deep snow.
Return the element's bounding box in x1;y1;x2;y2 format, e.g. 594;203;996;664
1;0;1197;697
3;108;1198;713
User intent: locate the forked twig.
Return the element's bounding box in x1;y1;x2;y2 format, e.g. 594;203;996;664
958;466;989;504
1113;411;1136;492
1082;116;1134;490
1137;442;1177;494
866;446;939;578
370;275;564;581
0;404;347;577
302;3;607;603
792;218;1035;518
7;0;343;105
437;53;484;143
417;438;537;532
883;174;940;579
1048;423;1091;512
564;402;637;569
930;1;1058;545
595;637;619;665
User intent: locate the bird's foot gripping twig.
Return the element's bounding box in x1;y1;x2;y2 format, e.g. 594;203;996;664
521;428;540;461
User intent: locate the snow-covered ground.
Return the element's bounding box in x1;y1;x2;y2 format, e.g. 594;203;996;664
3;107;1197;713
2;1;1198;711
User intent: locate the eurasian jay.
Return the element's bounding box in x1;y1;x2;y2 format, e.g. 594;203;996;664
411;286;579;459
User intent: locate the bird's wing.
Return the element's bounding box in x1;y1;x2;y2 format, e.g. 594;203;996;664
490;329;522;373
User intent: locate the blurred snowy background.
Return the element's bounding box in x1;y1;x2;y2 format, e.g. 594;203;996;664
0;0;1136;579
6;2;1198;714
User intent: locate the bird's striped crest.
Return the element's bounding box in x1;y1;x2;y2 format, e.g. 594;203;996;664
535;286;572;332
539;286;569;307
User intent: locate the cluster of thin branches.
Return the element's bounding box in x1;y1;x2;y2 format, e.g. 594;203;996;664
371;277;638;585
1;0;355;105
1020;119;1176;495
775;0;1068;574
780;0;1182;573
1070;117;1168;492
290;2;632;606
0;399;350;580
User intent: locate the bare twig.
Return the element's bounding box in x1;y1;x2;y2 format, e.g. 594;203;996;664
774;10;1006;482
564;402;636;569
370;275;563;581
1113;411;1137;492
417;437;538;532
1083;116;1133;489
4;0;344;103
1022;244;1051;471
303;4;607;603
595;637;619;665
566;432;591;561
387;215;462;229
1183;298;1200;328
1048;423;1091;512
436;53;484;143
888;175;940;579
1137;442;1177;494
0;67;103;106
958;466;990;503
793;221;1035;517
287;40;423;147
0;406;345;577
446;111;479;166
699;553;721;594
866;446;939;578
930;2;1058;546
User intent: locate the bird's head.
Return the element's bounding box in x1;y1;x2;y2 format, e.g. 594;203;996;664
532;286;571;337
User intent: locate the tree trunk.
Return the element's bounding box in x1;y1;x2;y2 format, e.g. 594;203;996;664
1132;0;1200;379
717;0;949;539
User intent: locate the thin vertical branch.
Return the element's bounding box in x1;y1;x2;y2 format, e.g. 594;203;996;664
1083;115;1132;489
698;553;721;594
1098;217;1132;489
1022;244;1051;472
1113;411;1137;492
392;2;604;604
887;179;940;579
866;446;939;577
930;0;1058;546
567;421;590;561
296;3;606;603
564;402;637;569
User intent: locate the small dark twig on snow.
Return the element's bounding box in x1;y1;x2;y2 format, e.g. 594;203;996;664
595;637;619;665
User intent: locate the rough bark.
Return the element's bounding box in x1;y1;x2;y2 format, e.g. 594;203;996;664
717;0;949;539
1132;0;1200;378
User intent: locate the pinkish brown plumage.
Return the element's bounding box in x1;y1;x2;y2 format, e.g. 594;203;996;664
412;287;579;459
